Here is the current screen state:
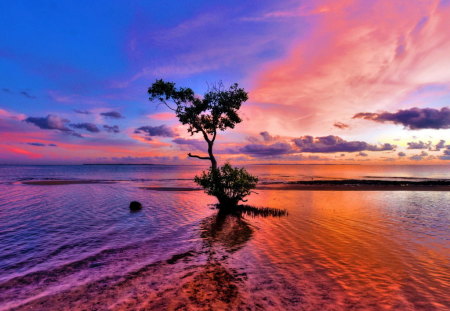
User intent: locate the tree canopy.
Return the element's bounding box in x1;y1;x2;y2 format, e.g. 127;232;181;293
149;80;247;134
148;79;248;170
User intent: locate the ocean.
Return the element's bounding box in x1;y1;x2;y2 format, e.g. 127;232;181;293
0;164;449;310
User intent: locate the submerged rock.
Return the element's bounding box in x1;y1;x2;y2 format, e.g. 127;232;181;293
129;201;142;210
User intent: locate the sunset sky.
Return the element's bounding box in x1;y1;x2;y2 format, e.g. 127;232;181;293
1;0;449;164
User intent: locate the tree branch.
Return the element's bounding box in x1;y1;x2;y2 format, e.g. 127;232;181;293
199;127;211;143
188;153;211;160
156;100;176;111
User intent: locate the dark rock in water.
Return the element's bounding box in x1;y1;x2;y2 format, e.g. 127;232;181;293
129;201;142;210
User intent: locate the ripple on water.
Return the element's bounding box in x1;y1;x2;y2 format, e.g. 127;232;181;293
0;165;449;310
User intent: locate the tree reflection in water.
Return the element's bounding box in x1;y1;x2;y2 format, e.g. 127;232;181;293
178;206;287;310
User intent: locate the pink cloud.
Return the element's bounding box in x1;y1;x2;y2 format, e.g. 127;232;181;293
148;112;176;120
247;0;450;137
242;3;332;21
0;108;26;120
0;145;43;159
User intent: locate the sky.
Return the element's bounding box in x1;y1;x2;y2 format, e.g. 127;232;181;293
0;0;449;164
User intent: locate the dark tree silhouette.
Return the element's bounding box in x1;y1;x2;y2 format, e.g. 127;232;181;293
148;79;258;207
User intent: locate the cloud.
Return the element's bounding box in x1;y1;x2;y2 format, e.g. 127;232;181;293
24;115;82;137
293;135;395;153
0;108;26;120
433;140;447;151
119;8;299;89
1;88;36;99
260;131;274;142
407;141;431;149
74;109;91;115
410;151;428;161
25;115;71;131
398;152;406;157
27;142;58;147
242;5;329;21
237;142;294;157
172;138;205;151
27;142;46;147
134;125;176;137
333;122;349;129
357;152;368;157
245;131;280;143
69;123;100;133
246;136;260;143
103;125;120;133
100;111;124;119
20;91;36;99
249;0;450;136
148;112;175;120
439;146;450;160
353;107;450;130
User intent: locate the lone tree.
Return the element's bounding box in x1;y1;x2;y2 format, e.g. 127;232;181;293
148;79;258;207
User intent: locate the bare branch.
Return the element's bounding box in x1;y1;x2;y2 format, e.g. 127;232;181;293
188;153;211;160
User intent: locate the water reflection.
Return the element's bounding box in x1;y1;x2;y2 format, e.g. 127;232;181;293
201;210;254;253
175;207;287;310
237;190;450;310
200;205;286;251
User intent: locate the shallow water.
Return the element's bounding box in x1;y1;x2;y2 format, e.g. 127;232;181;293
0;165;449;310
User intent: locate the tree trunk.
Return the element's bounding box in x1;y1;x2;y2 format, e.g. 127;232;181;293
206;138;240;208
208;141;217;171
217;196;239;208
